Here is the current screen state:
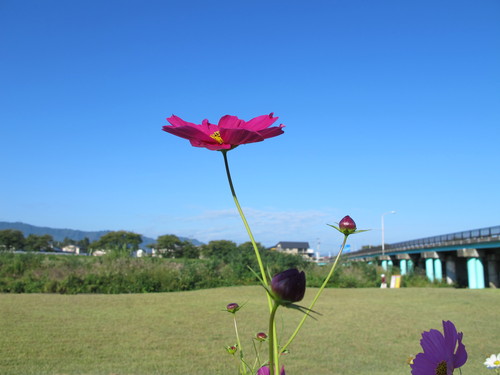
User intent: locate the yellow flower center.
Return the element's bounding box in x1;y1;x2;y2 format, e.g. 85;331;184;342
495;360;500;365
435;360;447;375
210;131;224;144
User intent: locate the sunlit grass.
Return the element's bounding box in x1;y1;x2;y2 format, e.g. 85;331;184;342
0;287;498;374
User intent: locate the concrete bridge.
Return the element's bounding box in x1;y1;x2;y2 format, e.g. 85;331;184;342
346;225;500;289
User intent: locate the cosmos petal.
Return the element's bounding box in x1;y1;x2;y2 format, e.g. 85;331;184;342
420;329;446;362
166;115;198;128
218;115;244;129
245;113;279;130
454;335;467;368
257;125;285;139
443;320;458;354
162;125;214;143
189;139;232;150
411;353;438;375
219;128;264;145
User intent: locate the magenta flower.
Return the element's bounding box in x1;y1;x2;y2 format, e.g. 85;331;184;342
257;365;285;375
411;320;467;375
162;113;284;151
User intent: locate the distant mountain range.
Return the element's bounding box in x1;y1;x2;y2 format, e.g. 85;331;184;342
0;222;203;248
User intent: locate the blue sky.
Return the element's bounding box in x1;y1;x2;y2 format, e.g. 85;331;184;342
1;0;499;255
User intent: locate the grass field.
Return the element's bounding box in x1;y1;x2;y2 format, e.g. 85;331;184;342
1;287;499;375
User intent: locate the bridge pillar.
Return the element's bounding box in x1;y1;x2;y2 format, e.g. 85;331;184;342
434;258;443;282
379;256;391;271
445;257;456;285
400;259;407;275
476;258;485;289
422;252;439;282
458;248;485;289
487;254;499;287
407;259;414;273
396;253;411;275
467;258;478;289
425;258;434;281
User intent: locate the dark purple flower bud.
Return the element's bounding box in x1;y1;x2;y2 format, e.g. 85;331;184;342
271;268;306;304
339;215;357;235
255;332;268;341
226;303;240;313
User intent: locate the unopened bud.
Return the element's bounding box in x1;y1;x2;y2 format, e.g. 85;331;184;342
225;345;238;355
226;303;240;313
339;215;357;235
271;268;306;304
255;332;268;341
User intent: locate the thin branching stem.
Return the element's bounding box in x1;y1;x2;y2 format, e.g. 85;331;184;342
233;315;247;375
280;235;349;353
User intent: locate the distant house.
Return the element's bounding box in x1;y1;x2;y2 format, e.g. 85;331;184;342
272;241;314;259
135;249;146;258
92;250;107;257
61;245;81;254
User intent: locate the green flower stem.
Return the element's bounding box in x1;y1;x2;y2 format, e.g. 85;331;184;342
221;151;273;310
251;340;260;372
268;302;280;375
233;315;247;375
272;323;279;375
280;235;349;354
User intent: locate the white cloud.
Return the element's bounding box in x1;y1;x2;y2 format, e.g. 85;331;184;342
137;207;373;255
166;207;349;253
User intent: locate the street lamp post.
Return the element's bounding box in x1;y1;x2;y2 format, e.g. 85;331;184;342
381;211;396;256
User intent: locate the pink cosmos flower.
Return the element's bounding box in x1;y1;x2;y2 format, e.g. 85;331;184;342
162;113;284;151
411;320;467;375
257;365;285;375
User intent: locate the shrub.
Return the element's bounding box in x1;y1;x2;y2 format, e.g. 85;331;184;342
0;252;447;294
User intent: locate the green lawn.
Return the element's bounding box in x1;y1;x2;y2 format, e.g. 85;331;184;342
0;287;498;374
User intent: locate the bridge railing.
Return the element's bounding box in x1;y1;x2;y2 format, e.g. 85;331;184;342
350;225;500;256
391;225;500;249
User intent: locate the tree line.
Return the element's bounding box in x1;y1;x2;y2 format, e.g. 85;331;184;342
0;229;158;253
0;230;318;293
0;229;91;252
0;229;278;261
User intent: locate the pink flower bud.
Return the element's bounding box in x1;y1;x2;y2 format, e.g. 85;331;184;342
339;215;357;235
255;332;268;341
226;303;240;313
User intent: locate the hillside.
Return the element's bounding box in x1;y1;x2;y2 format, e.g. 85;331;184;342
0;221;202;247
